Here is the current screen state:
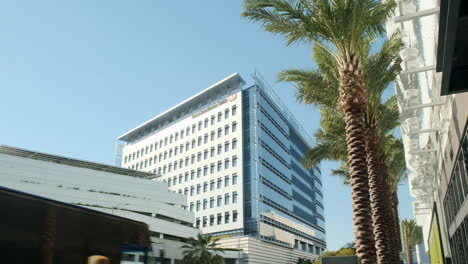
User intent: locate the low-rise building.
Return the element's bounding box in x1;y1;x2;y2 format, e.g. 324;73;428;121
0;145;200;264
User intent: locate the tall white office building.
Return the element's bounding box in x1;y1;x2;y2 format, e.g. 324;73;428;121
117;73;326;263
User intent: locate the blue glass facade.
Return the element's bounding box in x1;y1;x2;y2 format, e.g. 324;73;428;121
242;74;326;250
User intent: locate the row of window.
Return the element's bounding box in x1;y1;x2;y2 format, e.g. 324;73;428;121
159;155;238;183
189;192;239;211
124;105;238;163
195;210;238;228
126;137;238;171
124;121;238;166
168;173;239;192
443;131;468;227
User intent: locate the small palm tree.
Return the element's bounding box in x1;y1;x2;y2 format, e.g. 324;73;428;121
242;2;397;263
401;219;423;264
181;233;224;264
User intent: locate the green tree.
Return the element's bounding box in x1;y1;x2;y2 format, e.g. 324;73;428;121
181;233;224;264
296;257;314;264
242;1;397;263
401;219;423;264
278;32;404;263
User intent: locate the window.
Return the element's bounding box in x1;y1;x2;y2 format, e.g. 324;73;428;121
203;166;208;176
233;173;238;184
136;150;140;159
149;158;152;166
225;175;230;187
217;128;222;138
218;112;222;122
164;137;168;146
179;174;183;184
232;155;238;166
210;197;215;208
191;170;195;180
179;159;183;168
233;210;238;222
185;157;189;166
174;147;178;155
170;135;173;144
204;134;209;144
198;121;202;131
168;164;172;172
196;184;201;194
225;212;230;224
196;217;200;228
217;161;222;171
217;213;222;225
155;142;159;150
232;138;238;149
232;121;237;132
218;144;222;155
190;186;195;196
198;136;202;146
210;163;215;174
192;124;196;134
225;125;230;135
192;139;196;149
173;161;177;170
191;154;195;164
175;132;179;141
225;141;230;152
217;195;222;207
181;130;185;139
204;150;208;159
233;191;238;203
186;142;190;150
210;147;215;157
203;182;208;193
190;202;194;212
168;178;172;187
204;118;209;128
210;180;215;191
196;201;200;211
225;193;230;205
210;215;215;226
186;127;190;136
225;108;230;119
210;131;215;141
203;199;207;210
211;115;215;125
232;105;237;115
169;149;173;158
197;152;202;162
197;168;202;178
180;144;184;153
184;187;188;195
172;176;177;185
203;216;207;227
217;178;222;189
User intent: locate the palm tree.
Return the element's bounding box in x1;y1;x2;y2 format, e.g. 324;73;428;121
242;1;397;263
181;233;224;264
401;219;423;264
278;32;403;263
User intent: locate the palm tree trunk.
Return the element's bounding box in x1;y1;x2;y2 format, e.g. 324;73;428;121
391;189;403;264
407;244;413;264
365;125;393;264
339;53;376;264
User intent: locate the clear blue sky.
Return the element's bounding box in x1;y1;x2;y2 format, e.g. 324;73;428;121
0;0;415;251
